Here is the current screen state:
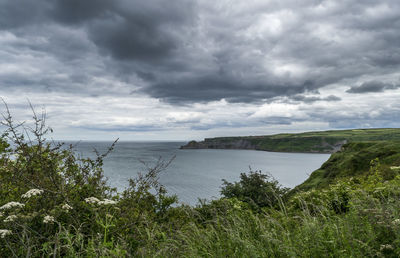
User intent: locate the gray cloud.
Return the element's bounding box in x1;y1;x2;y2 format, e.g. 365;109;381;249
0;0;399;105
290;94;341;103
346;80;400;93
50;0;113;25
0;0;50;29
48;0;197;65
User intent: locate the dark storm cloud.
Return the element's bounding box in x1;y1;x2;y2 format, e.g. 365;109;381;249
146;76;316;103
51;0;196;62
290;95;341;103
50;0;113;25
346;80;400;94
1;0;400;105
0;0;50;29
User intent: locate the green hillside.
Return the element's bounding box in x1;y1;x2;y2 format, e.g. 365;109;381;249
183;128;400;153
294;140;400;192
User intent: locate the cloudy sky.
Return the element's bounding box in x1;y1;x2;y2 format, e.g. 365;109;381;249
1;0;400;141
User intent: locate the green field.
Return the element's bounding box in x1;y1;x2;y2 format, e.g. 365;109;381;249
198;128;400;153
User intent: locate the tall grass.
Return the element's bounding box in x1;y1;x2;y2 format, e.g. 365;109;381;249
146;185;400;257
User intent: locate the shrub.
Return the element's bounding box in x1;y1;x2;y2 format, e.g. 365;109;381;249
0;103;178;256
221;170;289;210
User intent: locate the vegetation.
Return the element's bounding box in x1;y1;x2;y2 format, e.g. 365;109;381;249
182;128;400;153
221;171;289;210
294;141;400;192
1;107;400;257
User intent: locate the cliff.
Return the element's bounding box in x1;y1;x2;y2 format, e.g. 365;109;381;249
180;128;400;153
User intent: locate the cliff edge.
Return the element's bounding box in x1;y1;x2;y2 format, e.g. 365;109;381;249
181;128;400;153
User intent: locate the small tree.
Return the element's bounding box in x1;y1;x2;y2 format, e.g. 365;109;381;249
221;170;289;210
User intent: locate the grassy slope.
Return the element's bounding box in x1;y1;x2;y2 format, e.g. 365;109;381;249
204;128;400;153
294;140;400;192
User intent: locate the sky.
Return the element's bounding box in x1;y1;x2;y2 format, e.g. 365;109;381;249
0;0;400;141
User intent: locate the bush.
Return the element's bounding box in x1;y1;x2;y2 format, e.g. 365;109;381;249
221;170;289;210
0;104;179;256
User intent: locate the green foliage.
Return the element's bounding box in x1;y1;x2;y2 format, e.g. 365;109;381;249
0;105;178;256
221;170;289;210
294;141;400;192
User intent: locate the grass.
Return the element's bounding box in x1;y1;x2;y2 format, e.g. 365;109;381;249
294;141;400;192
148;175;400;257
186;128;400;153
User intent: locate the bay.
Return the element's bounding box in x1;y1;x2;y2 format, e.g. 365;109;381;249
69;141;330;205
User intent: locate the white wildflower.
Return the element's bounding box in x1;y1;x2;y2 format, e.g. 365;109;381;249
43;215;55;224
0;202;25;210
61;204;73;211
0;229;12;238
392;219;400;225
98;199;117;205
390;166;400;170
380;244;394;251
85;197;118;205
21;189;44;198
0;212;3;217
4;215;18;223
85;197;100;204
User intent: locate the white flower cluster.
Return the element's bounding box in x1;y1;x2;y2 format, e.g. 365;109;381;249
4;215;18;223
21;189;44;198
392;219;400;225
98;199;118;205
0;201;25;210
85;197;100;204
380;244;394;251
85;197;117;205
43;215;55;224
0;229;12;238
62;204;73;211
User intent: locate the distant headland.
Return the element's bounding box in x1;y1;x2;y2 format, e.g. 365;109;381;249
180;128;400;153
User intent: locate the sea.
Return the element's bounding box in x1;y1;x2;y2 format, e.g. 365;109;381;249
68;141;330;205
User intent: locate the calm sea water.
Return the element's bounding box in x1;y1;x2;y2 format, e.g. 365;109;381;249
69;141;330;205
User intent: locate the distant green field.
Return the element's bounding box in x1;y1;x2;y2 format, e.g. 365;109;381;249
200;128;400;153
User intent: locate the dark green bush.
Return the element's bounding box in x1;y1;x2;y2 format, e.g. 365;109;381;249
221;170;289;210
